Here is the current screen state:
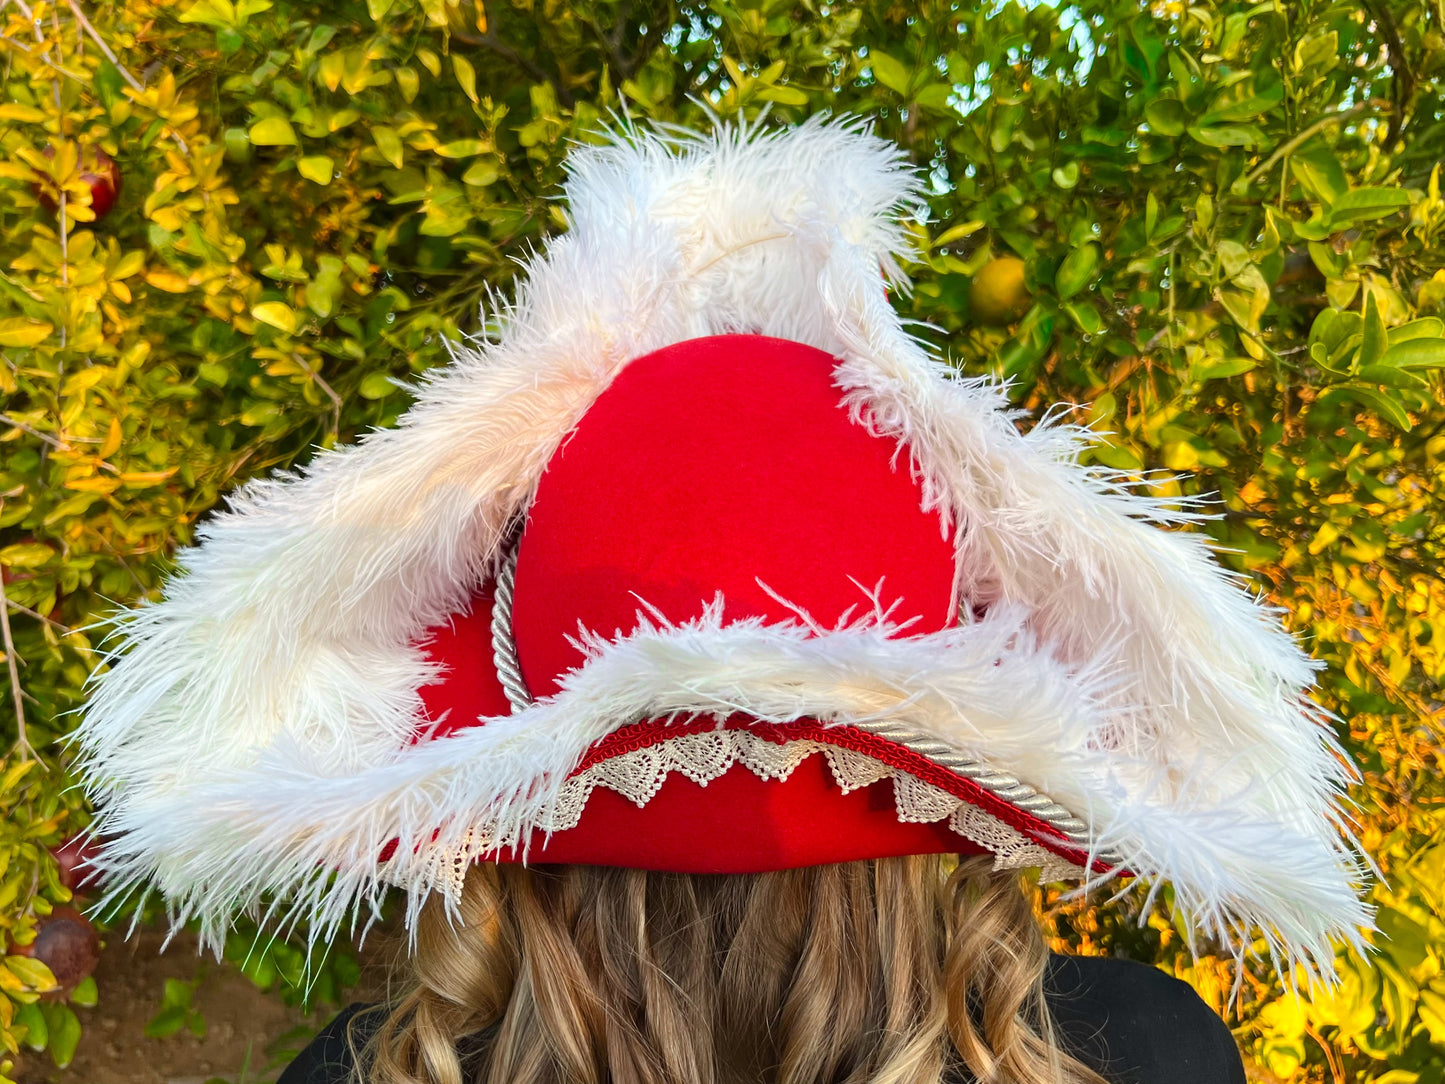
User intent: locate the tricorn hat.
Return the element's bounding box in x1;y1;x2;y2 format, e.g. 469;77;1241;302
76;118;1367;973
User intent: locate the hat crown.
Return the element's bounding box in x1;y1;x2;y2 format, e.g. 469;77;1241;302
511;335;957;698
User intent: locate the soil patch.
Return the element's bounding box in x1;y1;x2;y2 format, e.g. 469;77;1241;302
13;931;388;1084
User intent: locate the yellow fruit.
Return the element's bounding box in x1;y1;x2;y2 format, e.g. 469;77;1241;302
969;256;1032;326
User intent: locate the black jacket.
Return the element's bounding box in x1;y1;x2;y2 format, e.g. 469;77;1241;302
279;954;1245;1084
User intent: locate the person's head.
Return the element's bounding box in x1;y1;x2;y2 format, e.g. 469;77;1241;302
368;856;1104;1084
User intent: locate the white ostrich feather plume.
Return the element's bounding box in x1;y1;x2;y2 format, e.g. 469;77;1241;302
75;116;1369;975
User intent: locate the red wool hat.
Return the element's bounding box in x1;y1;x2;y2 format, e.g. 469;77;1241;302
77;119;1367;974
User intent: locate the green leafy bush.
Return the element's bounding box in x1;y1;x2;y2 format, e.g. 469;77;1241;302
1;0;1442;1079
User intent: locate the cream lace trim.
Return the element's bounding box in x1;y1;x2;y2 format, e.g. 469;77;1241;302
425;730;1083;896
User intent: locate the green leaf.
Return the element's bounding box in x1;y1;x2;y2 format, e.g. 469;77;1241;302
1055;243;1100;300
16;1001;46;1049
1329;187;1412;226
1318;384;1412;430
145;1004;187;1039
1355;364;1427;389
869;52;911;94
359;371;398;399
1051;162;1080;190
248;116;297;146
1387;317;1444;344
912;83;953;111
1293;30;1338;73
1062;300;1103;335
46;1003;81;1069
307;270;343;319
996;305;1055;385
1358;292;1386;369
1186;124;1263;148
1195;356;1256;380
162;978;194;1009
94;58;125;106
296;155;333;184
1144;98;1185;137
1195;192;1214;231
1216;239;1251;281
70;975;98;1008
1380;337;1445;370
1290;150;1349;203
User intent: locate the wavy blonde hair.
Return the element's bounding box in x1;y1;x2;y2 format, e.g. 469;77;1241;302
364;856;1105;1084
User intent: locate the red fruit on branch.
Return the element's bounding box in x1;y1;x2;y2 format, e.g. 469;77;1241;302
12;906;100;991
52;834;105;895
35;145;122;221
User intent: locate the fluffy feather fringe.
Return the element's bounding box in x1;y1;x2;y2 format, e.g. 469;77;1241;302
75;116;1368;972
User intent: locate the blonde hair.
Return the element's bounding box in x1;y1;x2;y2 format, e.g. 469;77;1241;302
365;856;1105;1084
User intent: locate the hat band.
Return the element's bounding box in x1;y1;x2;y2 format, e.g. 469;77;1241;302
488;533;1119;867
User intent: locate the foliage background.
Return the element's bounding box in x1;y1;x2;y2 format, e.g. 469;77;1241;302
1;0;1443;1079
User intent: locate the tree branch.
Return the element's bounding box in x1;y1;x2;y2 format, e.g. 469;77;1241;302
1360;0;1417;147
449;27;576;108
1245;102;1381;186
0;503;39;765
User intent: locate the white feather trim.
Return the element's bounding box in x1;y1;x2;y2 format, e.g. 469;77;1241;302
75;117;1368;971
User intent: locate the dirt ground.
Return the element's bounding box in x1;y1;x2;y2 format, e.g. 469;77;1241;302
13;931;386;1084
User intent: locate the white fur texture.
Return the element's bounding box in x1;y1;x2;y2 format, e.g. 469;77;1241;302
75;118;1368;971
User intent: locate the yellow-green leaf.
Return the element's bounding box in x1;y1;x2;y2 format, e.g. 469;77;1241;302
0;318;54;348
0;103;48;123
249;116;298;146
47;1003;82;1068
144;270;191;293
359;371;398;399
5;956;58;993
0;542;55;569
297;155;334;184
111;250;146;279
252;301;299;334
1055;242;1100;300
932;221;984;248
373;126;404;169
452;53;478;103
462;158;500;187
435;139;486;158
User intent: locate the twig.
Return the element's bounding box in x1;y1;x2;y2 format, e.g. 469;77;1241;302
0;412;65;449
450;27;576;108
1245;102;1381;186
1304;1022;1345;1084
0;32;95;81
3;598;71;634
62;0;136;90
302;360;343;440
0;503;39;765
62;0;189;152
1360;0;1416;147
